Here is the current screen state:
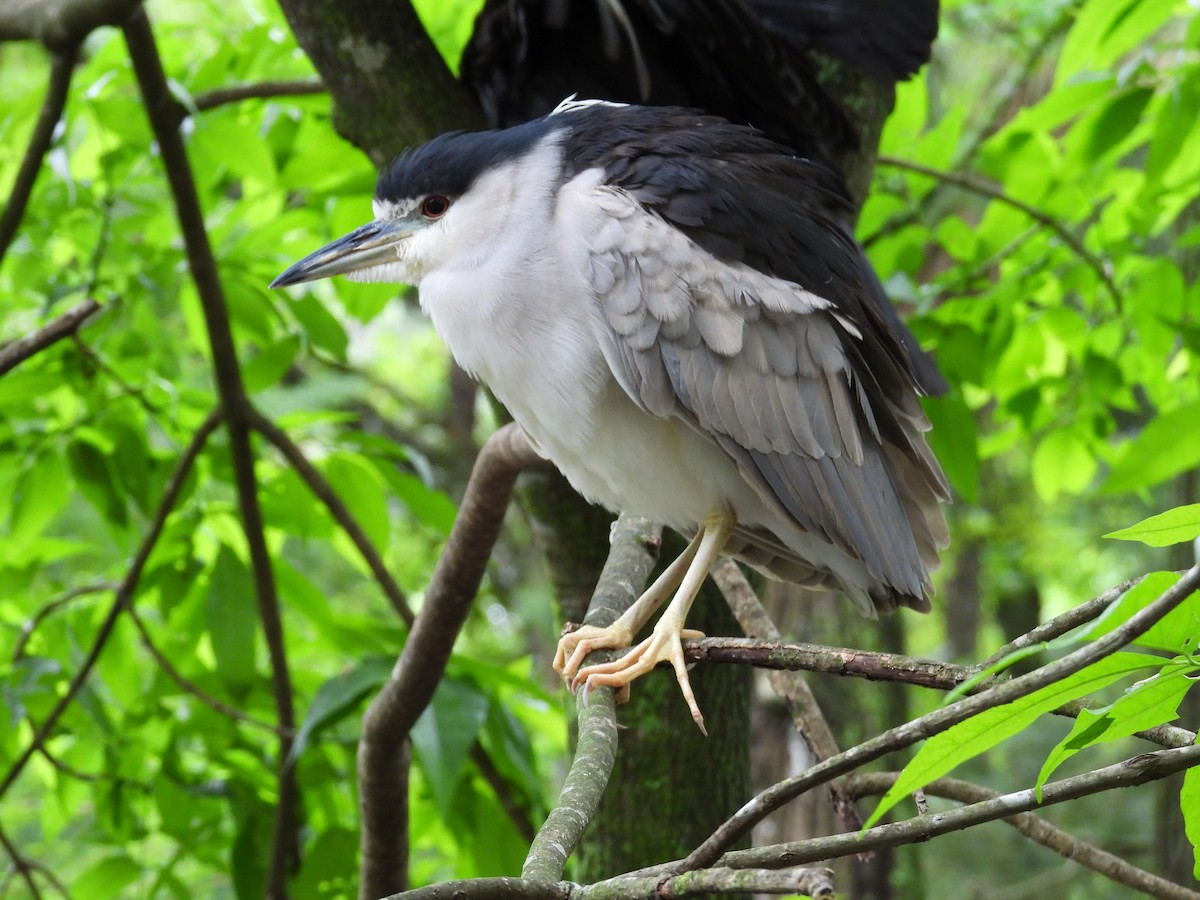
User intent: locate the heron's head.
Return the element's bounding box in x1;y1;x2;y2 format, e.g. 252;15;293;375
270;118;568;291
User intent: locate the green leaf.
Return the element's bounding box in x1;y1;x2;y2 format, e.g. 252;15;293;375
205;545;258;696
1184;758;1200;880
1032;429;1096;502
325;452;391;549
411;675;491;815
1104;400;1200;493
866;651;1162;827
1105;504;1200;547
1081;571;1200;655
74;854;142;899
922;391;979;503
288;655;394;764
1036;660;1196;791
291;294;349;360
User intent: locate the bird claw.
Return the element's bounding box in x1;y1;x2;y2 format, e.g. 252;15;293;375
567;626;708;735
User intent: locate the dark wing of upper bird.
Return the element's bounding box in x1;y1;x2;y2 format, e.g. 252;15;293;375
461;0;938;164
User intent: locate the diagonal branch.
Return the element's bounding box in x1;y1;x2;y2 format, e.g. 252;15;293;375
358;422;542;899
193;78;325;111
679;564;1200;870
710;743;1200;885
123;10;297;894
0;298;101;376
877;154;1123;311
0;44;79;263
711;560;865;838
522;515;662;884
0;410;221;803
248;407;413;624
845;771;1200;900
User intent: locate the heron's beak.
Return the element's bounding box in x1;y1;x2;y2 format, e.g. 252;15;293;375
270;219;408;288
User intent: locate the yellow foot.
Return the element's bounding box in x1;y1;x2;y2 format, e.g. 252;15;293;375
562;624;708;735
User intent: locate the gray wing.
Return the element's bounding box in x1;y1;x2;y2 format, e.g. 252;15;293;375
586;188;948;610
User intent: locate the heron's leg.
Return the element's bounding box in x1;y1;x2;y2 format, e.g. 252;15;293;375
553;526;703;680
573;510;735;734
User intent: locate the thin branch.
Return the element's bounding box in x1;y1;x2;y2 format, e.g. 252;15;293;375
581;866;835;899
711;560;865;839
123;11;298;893
0;44;79;263
193;78;325;111
359;423;542;899
711;744;1200;885
126;602;291;736
248;407;413;625
384;879;569;900
679;564;1200;871
0;410;221;803
0;823;43;900
845;772;1200;900
12;579;116;660
0;298;101;376
877;154;1124;311
980;576;1142;669
522;515;663;884
685;635;981;690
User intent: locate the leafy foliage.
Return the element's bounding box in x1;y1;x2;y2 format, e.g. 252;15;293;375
1;0;1199;895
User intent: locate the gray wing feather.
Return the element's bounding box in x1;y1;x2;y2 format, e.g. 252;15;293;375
589;197;948;607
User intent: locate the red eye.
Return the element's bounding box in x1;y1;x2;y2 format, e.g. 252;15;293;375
421;195;450;218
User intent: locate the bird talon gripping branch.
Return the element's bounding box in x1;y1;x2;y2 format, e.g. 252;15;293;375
273;99;949;727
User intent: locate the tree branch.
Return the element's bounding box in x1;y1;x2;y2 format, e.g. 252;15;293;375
980;576;1143;669
123;11;297;893
877;154;1124;311
358;422;542;899
0;298;101;376
248;407;414;625
0;0;140;46
0;44;79;263
845;772;1200;900
712;743;1200;884
679;564;1200;870
0;410;221;803
125;602;291;736
581;866;835;899
685;635;980;691
11;579;116;661
522;515;662;884
710;560;865;838
193;78;324;111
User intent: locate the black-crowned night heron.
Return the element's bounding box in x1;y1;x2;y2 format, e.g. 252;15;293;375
272;99;950;731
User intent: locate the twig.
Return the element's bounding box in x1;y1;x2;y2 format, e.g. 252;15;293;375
12;579;116;660
0;411;221;803
124;12;298;894
522;515;662;884
248;408;414;625
711;560;865;839
125;602;291;736
679;564;1200;870
0;822;43;899
384;879;568;900
877;154;1123;311
980;576;1142;669
711;744;1200;886
0;44;79;264
193;78;325;111
582;866;835;898
685;635;980;690
359;423;542;898
0;298;101;376
845;772;1200;899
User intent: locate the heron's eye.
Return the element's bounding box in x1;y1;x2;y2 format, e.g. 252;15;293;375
421;195;451;219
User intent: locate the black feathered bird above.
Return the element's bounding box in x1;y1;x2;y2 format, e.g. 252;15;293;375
272;100;950;730
461;0;940;182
